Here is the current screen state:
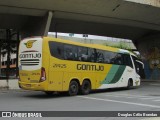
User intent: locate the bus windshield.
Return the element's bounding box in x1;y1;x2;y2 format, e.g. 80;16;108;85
132;55;144;76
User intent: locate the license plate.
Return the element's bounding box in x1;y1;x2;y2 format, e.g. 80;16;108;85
26;84;31;87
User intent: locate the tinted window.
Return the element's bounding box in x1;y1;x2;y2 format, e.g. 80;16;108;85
64;44;77;60
49;41;132;66
123;54;133;68
104;51;122;64
132;56;140;74
49;41;64;59
113;53;123;65
78;46;89;61
89;48;98;62
96;50;105;63
103;51;114;64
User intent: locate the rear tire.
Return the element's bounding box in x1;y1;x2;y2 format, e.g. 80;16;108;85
80;80;91;95
68;81;79;96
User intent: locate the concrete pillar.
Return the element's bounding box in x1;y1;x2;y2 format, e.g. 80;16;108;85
43;11;53;36
136;34;160;80
21;11;53;38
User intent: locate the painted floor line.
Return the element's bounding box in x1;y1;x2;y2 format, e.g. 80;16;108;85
140;97;156;100
150;84;160;86
104;94;160;100
77;96;160;109
153;99;160;102
104;94;135;98
105;94;160;99
105;94;149;98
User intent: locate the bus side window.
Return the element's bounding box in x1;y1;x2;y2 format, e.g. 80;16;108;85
64;44;77;60
49;41;64;59
78;46;89;62
103;51;111;64
97;50;105;63
123;54;133;68
114;53;123;65
107;52;117;64
89;48;98;62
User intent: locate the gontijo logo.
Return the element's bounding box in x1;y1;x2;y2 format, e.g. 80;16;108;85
24;40;37;48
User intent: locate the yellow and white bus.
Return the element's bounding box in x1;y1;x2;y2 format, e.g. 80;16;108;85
18;36;143;95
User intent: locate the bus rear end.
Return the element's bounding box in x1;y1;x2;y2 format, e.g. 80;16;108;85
18;37;47;91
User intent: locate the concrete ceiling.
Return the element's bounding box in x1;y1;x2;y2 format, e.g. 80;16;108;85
0;0;160;40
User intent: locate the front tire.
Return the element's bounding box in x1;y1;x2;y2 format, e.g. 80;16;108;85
68;81;79;96
127;79;133;89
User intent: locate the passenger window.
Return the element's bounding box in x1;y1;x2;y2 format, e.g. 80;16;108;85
123;54;133;68
78;46;89;61
89;48;98;62
49;41;64;59
106;52;117;64
64;44;77;60
97;50;105;63
49;41;131;66
103;51;112;64
114;53;123;65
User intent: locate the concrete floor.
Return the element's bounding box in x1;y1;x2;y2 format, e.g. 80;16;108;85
0;82;160;119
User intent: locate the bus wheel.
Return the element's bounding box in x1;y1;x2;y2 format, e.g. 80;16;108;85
127;79;133;89
81;80;91;95
44;91;54;96
68;81;79;96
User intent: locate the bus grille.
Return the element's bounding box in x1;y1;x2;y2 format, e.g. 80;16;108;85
20;59;40;66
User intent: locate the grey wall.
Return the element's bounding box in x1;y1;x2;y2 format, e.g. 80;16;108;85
137;34;160;80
